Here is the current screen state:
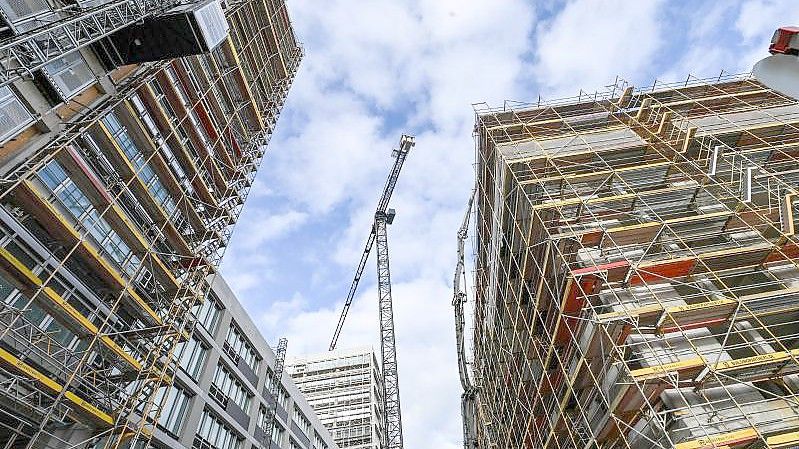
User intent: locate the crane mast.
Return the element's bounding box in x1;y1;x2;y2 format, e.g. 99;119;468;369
261;338;288;447
329;134;415;449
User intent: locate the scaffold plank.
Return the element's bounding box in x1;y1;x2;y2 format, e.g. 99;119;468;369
0;346;114;425
0;246;141;370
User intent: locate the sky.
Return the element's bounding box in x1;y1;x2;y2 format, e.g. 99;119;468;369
219;1;799;447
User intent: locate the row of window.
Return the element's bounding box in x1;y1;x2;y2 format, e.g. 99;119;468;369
128;92;198;237
102;112;181;223
38;158;143;278
211;363;252;413
155;384;192;435
194;291;223;334
151;382;329;449
292;405;312;438
224;323;260;373
195;409;243;449
265;368;290;409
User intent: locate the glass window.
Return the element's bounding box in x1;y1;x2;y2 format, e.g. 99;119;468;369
223;323;260;373
43;50;94;100
158;385;191;435
37;159;141;277
210;363;251;413
0;86;33;143
194;409;242;449
102;112;179;219
193;291;222;335
177;336;208;380
292;406;312;437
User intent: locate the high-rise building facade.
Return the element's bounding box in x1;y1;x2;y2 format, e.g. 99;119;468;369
288;348;384;449
140;274;336;449
0;0;300;447
473;73;799;448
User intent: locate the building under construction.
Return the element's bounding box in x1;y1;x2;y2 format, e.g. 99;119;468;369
471;38;799;448
0;0;300;447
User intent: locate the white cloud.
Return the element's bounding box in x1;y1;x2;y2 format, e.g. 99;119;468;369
533;0;664;96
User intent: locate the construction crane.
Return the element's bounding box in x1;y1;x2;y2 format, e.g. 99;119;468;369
330;134;415;449
453;190;478;449
261;337;288;448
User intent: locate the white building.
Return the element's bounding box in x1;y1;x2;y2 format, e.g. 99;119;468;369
288;348;385;449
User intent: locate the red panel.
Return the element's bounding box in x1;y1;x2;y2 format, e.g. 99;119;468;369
227;128;242;158
766;242;799;263
580;229;603;246
65;146;113;204
179;257;208;269
616;324;632;346
555;277;598;345
770;26;799;54
195;103;219;142
629;258;696;285
571;259;629;276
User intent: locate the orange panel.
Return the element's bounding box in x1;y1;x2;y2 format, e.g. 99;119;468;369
580;229;603;246
227;128;243;158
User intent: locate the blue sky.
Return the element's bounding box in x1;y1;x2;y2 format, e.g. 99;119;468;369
219;1;799;447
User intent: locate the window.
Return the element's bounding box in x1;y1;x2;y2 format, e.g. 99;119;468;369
165;67;215;153
157;385;191;435
0;0;48;27
177;335;208;380
193;291;222;334
264;368;289;409
292;406;312;437
43;50;93;100
37;159;141;277
223;323;260;373
314;433;328;449
102;112;179;219
273;422;286;446
194;409;242;449
0;86;33;143
129;92;198;210
256;406;285;445
210;363;252;413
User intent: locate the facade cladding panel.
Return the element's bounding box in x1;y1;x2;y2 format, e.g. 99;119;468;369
288;348;384;449
472;75;799;448
0;0;302;448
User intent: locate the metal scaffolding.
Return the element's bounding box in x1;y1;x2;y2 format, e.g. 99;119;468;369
472;73;799;449
0;0;301;447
